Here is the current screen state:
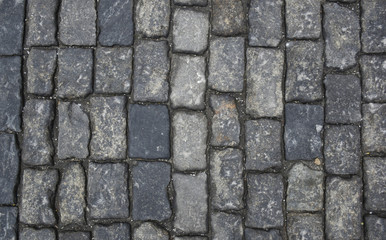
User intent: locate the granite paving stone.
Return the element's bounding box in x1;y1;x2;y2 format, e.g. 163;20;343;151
134;222;169;240
361;0;386;53
59;232;90;240
287;213;324;240
175;237;208;240
212;0;246;36
365;216;386;240
135;0;170;37
0;134;19;204
244;229;282;240
93;223;130;240
20;228;56;240
362;103;386;153
0;0;24;55
360;55;386;102
174;0;207;6
0;207;17;240
364;157;386;211
211;212;243;240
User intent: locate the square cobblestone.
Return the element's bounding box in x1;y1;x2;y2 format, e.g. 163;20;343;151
59;232;90;240
0;207;17;240
20;228;56;240
134;222;169;240
361;0;386;53
365;216;386;240
244;228;282;240
93;223;130;240
364;157;386;211
0;0;24;55
287;213;324;240
362;103;386;153
286;0;320;39
174;0;207;5
212;0;246;36
211;212;243;240
0;134;19;205
135;0;170;37
360;55;386;102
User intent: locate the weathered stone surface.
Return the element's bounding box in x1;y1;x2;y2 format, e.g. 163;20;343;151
132;161;171;221
20;169;58;225
360;55;386;102
211;212;243;240
366;216;386;240
90;97;127;160
209;37;244;92
210;149;243;210
134;222;169;240
93;223;130;240
210;95;240;146
20;228;56;240
175;237;208;240
26;49;56;96
174;173;208;233
173;9;209;53
249;0;283;47
245;120;281;170
323;3;360;70
326;176;362;240
59;232;90;240
287;213;324;240
58;102;90;159
246;48;283;117
212;0;246;36
0;57;22;132
59;0;96;45
22;100;55;165
135;0;170;37
324;125;360;174
174;0;207;5
286;0;320;39
98;0;133;46
361;0;386;53
284;104;323;161
95;47;132;94
246;174;283;228
173;112;207;171
129;104;170;159
363;104;386;153
133;40;169;102
0;207;17;240
364;157;386;211
0;0;24;55
245;228;282;240
285;41;323;102
0;134;19;204
88;163;129;219
170;55;206;110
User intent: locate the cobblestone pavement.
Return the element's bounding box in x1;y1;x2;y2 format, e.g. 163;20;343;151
0;0;385;239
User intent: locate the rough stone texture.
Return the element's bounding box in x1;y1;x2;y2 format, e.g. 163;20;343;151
286;0;320;39
93;223;130;240
246;174;284;228
57;48;93;98
88;163;129;219
324;125;361;175
135;0;170;37
245;120;282;170
0;207;17;240
0;57;22;132
212;0;246;36
209;37;244;92
325;75;361;124
20;169;58;225
26;0;58;46
287;163;324;211
246;48;283;117
173;9;209;53
59;232;90;240
249;0;283;47
174;0;207;5
326;176;362;240
59;0;96;45
287;213;324;240
98;0;133;46
323;3;360;70
95;47;132;94
129;104;170;159
132;161;172;221
20;228;56;240
90;97;127;160
366;216;386;240
174;173;208;233
210;95;240;146
364;157;386;211
360;55;386;102
0;0;24;55
26;49;56;96
361;0;386;53
133;40;169;102
362;103;386;153
175;237;208;240
173;112;207;171
284;104;323;161
0;134;19;204
244;228;282;240
58;102;90;159
170;55;206;110
211;212;243;240
210;149;243;210
22;100;55;165
134;222;169;240
285;41;323;102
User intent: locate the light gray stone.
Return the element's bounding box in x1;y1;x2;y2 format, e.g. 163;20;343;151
174;0;207;5
0;207;17;240
134;222;169;240
0;134;19;204
361;0;386;53
211;212;243;240
360;55;386;102
362;103;386;153
287;213;324;240
286;0;321;39
20;228;56;240
212;0;246;36
245;228;282;240
364;157;386;211
366;216;386;240
0;0;24;55
93;223;130;240
135;0;170;37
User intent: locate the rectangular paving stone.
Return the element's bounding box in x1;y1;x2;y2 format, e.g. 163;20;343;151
360;55;386;102
134;222;169;240
246;173;284;229
20;169;58;225
90;97;127;160
135;0;170;37
363;103;386;153
98;0;134;46
366;216;386;240
133;40;169;102
20;228;56;240
287;213;324;240
286;0;321;39
88;163;129;219
173;112;207;171
175;237;208;240
93;223;130;240
245;228;282;240
209;37;244;92
0;134;19;205
0;0;24;55
174;0;207;5
364;157;386;211
22;100;55;165
212;0;246;36
132;161;172;221
0;207;17;240
59;232;90;240
211;212;243;240
361;0;386;53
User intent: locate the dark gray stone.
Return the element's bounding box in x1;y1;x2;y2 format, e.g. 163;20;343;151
324;125;361;175
95;47;132;94
132;161;172;221
173;9;209;53
20;169;58;225
245;228;282;240
0;0;24;55
287;213;324;240
59;232;90;240
323;3;360;70
285;41;323;102
360;55;386;102
90;97;127;160
20;228;56;240
57;48;93;98
364;157;386;211
135;0;170;37
212;0;246;36
26;49;56;96
245;120;281;171
246;48;283;117
173;112;207;171
286;0;320;39
363;104;386;153
98;0;133;46
129;104;170;159
134;222;169;240
175;237;207;240
361;0;386;53
22;100;55;165
0;134;19;204
174;0;207;6
325;74;361;124
246;174;284;228
93;223;130;240
326;176;362;240
133;40;169;102
211;212;243;240
88;163;129;219
366;216;386;240
0;207;17;240
209;37;244;92
284;104;323;161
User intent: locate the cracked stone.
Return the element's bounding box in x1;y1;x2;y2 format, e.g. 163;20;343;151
211;212;243;240
360;55;386;102
174;0;207;5
364;157;386;211
0;207;17;240
363;103;386;153
287;213;324;240
93;223;130;240
366;216;386;240
59;232;90;240
286;0;320;39
245;228;282;240
134;222;169;240
361;0;386;53
20;228;56;240
0;0;24;55
135;0;170;37
0;134;19;205
212;0;246;36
